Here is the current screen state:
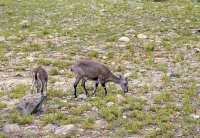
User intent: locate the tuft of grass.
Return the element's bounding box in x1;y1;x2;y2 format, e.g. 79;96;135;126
0;132;7;138
100;106;122;122
124;120;143;134
41;112;66;125
154;92;173;104
70;104;91;116
81;117;95;129
9;111;33;125
48;88;65;97
144;42;155;52
0;102;7;109
9;84;29;99
49;67;59;75
88;50;98;58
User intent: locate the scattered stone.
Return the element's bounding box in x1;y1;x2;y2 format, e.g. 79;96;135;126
137;33;147;39
194;48;200;53
43;124;58;133
118;36;130;42
59;70;65;75
20;20;30;28
116;94;126;104
78;94;87;100
16;93;47;115
106;102;114;107
26;56;35;62
7;35;18;41
94;120;108;129
190;114;200;119
0;36;5;42
3;124;21;134
54;124;77;136
192;28;200;34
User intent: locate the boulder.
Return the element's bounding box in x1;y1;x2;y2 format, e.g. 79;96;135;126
94;120;108;129
116;94;126;104
118;36;130;42
3;124;21;133
54;124;77;136
16;93;47;115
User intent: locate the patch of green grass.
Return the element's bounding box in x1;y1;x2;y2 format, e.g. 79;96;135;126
0;102;7;109
154;92;173;104
125;97;146;111
81;117;95;129
183;95;195;114
144;42;155;52
88;50;98;58
0;91;5;97
9;84;29;99
21;44;44;52
70;104;91;116
9;111;33;125
41;112;66;124
0;132;7;138
124;120;143;134
48;88;65;97
37;59;72;69
49;67;59;75
100;105;122;122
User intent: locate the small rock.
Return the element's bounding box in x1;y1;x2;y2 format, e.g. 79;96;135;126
0;36;5;42
7;35;18;41
54;124;77;135
20;20;30;28
116;94;126;104
123;115;127;119
16;93;47;115
118;36;130;42
94;120;108;129
137;34;147;39
190;114;200;119
106;102;114;107
3;124;21;133
59;70;65;75
43;124;58;133
78;94;87;100
91;106;98;111
26;56;35;62
194;48;200;53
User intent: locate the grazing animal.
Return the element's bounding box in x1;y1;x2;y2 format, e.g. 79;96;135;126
31;66;48;96
70;60;128;98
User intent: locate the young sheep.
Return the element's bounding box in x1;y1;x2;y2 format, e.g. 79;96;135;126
31;66;48;96
70;60;128;98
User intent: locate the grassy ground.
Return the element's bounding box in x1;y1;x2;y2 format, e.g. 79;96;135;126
0;0;200;137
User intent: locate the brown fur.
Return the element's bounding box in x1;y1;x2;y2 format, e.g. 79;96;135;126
71;60;128;98
31;66;48;96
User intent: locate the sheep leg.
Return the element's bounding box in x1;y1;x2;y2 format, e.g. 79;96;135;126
31;73;36;94
81;79;89;97
40;81;44;96
73;76;81;98
101;83;107;96
92;81;99;96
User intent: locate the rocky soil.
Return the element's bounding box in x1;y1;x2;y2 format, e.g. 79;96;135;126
0;0;200;137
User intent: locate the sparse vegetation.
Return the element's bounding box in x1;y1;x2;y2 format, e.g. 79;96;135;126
9;84;29;99
0;0;199;137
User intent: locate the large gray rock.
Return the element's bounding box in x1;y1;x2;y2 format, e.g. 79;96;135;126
54;124;77;136
16;93;47;115
3;124;21;133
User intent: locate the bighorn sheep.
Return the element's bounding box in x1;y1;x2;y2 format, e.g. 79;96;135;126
71;60;128;98
31;66;48;96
